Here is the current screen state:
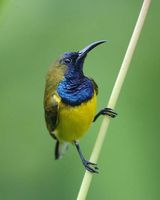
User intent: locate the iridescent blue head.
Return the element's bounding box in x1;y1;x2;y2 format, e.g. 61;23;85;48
57;40;106;105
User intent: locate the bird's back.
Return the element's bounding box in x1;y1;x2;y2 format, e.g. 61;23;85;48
44;61;66;133
44;61;66;109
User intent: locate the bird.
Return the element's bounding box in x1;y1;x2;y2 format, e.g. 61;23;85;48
44;40;117;173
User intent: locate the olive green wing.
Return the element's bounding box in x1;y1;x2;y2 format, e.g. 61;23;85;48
44;96;59;137
44;61;66;138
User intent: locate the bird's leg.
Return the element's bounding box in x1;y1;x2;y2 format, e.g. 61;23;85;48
73;141;98;173
49;131;57;140
93;108;117;122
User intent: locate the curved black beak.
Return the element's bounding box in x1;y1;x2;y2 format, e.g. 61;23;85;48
76;40;106;63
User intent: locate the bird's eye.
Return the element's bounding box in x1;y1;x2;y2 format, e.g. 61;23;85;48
64;58;72;64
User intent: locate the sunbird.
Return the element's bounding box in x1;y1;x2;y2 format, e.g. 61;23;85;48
44;40;117;173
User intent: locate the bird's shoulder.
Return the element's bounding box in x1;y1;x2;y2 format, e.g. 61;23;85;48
45;61;67;92
89;78;98;95
44;60;66;108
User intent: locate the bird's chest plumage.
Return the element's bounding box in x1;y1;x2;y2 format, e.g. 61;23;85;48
54;76;97;142
55;92;96;142
57;76;94;106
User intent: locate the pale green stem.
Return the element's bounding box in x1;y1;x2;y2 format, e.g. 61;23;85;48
77;0;152;199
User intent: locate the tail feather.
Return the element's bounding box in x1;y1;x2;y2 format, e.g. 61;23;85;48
55;140;69;160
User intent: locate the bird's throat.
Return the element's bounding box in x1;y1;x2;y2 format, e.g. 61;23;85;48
57;76;94;106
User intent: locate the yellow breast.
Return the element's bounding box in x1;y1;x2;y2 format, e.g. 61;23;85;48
55;92;97;142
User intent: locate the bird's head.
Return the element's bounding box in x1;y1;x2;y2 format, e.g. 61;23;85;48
59;40;106;78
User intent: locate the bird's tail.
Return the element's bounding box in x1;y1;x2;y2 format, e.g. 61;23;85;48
55;140;69;160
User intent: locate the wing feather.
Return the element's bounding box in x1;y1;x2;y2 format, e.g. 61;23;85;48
44;96;58;134
44;61;65;137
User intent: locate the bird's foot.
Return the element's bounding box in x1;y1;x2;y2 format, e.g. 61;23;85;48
100;108;117;118
82;160;99;173
93;107;117;122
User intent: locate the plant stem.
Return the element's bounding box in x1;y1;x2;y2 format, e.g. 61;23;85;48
77;0;152;199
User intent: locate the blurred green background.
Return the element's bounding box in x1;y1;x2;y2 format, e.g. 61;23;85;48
0;0;160;199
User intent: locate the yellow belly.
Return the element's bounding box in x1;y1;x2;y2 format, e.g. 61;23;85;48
55;93;97;142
